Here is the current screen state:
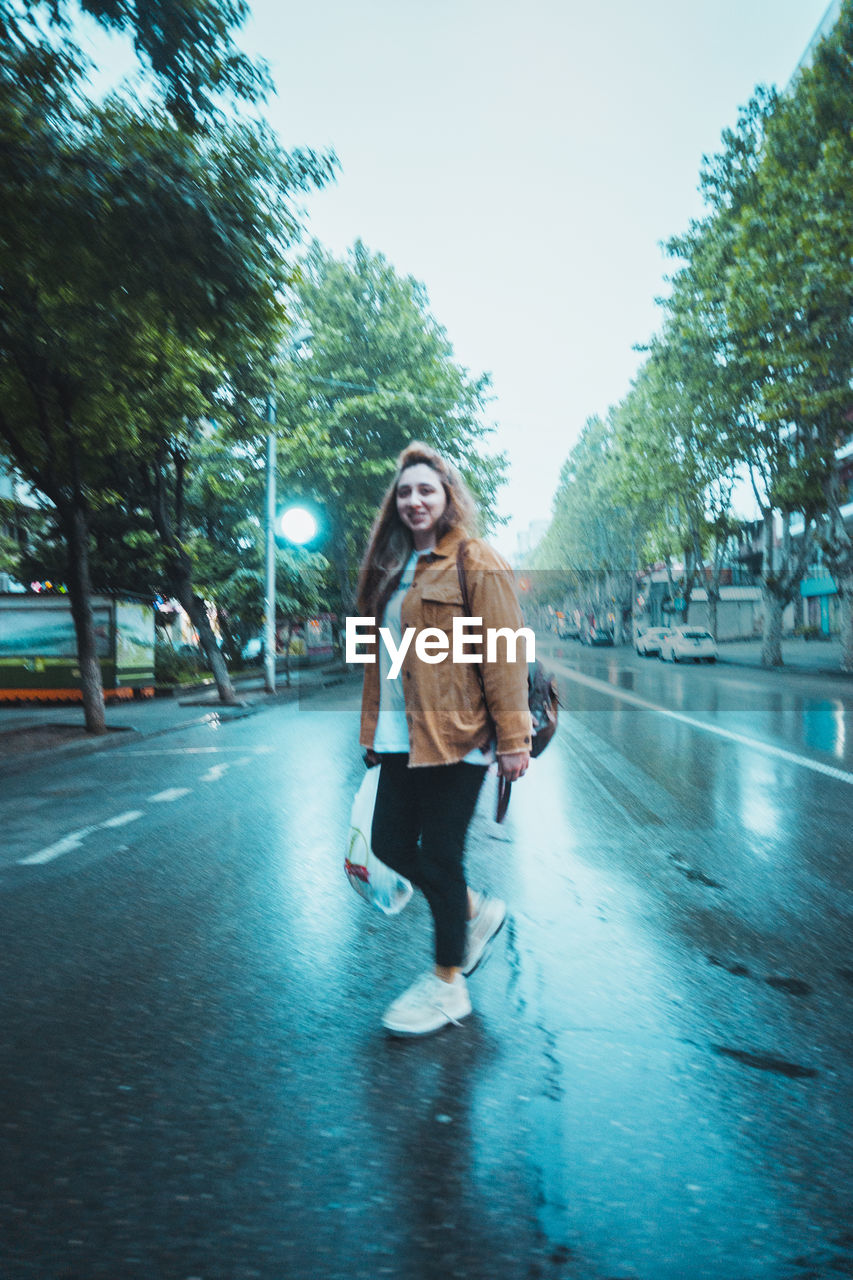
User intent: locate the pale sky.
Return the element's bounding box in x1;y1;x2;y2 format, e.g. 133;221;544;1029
86;0;834;555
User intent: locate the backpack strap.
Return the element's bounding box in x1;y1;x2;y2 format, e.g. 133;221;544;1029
456;539;511;823
455;539;473;616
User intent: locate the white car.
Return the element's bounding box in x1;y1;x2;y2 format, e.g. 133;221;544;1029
660;626;718;663
636;626;673;656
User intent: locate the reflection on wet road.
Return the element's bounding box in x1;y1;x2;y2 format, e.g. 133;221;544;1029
0;654;851;1279
548;640;853;769
505;645;853;1277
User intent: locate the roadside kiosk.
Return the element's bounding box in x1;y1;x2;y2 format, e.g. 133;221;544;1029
0;594;155;702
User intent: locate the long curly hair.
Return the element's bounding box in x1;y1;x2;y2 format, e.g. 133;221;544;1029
357;442;479;620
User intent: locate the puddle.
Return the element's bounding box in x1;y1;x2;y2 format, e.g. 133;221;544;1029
764;976;813;998
708;956;752;978
669;854;724;890
711;1045;818;1079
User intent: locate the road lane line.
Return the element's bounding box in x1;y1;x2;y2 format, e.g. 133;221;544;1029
553;661;853;787
17;791;189;868
19;827;98;865
101;811;144;828
201;764;230;782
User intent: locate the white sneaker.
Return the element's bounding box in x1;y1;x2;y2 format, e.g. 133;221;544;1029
462;892;507;975
382;971;472;1037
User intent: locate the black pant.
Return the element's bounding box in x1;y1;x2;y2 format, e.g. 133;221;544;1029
371;755;488;968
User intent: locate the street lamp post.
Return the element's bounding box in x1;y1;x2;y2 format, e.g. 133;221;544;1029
263;396;277;694
262;327;312;695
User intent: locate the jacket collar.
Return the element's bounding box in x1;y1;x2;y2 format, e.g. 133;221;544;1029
427;526;469;561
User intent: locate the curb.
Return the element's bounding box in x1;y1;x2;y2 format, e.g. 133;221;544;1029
0;665;357;778
715;654;852;681
0;700;269;781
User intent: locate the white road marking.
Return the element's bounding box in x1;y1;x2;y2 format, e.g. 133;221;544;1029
553;661;853;787
18;811;143;863
101;810;144;828
15;732;268;867
201;764;230;782
19;827;98;865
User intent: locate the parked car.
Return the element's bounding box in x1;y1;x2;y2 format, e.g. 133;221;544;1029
557;619;580;639
660;626;718;663
585;628;614;646
635;626;672;656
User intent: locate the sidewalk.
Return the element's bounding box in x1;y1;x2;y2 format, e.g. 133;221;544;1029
0;661;352;771
716;636;851;679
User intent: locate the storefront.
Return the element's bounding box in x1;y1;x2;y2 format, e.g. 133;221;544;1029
801;573;838;636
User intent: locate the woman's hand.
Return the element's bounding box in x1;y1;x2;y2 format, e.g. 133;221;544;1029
497;750;530;781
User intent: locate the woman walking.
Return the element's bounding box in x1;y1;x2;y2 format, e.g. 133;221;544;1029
357;442;532;1036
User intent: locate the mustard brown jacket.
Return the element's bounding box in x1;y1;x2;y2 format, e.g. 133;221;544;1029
359;527;533;767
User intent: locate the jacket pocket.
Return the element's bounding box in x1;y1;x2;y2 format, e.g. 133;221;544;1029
420;580;465;633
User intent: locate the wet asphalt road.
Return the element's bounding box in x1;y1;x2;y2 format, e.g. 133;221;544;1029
0;647;851;1280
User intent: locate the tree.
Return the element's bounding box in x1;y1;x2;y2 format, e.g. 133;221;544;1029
276;241;506;607
612;330;741;638
663;88;820;666
530;415;646;642
0;52;334;725
0;0;269;129
609;363;700;626
725;3;853;669
165;429;331;680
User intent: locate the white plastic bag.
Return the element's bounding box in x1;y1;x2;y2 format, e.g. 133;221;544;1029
345;766;413;915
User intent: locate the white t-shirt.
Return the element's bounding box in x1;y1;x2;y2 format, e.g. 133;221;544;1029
372;548;494;764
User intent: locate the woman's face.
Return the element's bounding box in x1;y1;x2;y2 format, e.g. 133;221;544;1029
396;463;448;548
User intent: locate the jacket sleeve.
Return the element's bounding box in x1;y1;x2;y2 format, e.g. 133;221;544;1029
465;541;533;756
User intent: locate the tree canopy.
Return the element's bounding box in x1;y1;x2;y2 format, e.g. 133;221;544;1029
1;0;268;127
0;19;335;722
275;240;507;604
528;2;853;669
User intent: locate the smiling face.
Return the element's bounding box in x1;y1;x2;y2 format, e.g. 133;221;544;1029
396;463;448;549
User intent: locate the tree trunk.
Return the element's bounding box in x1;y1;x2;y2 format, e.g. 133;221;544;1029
145;451;237;706
284;620;294;687
794;593;805;630
819;484;853;673
760;588;786;667
63;504;107;734
169;549;237;704
707;588;719;642
758;508;811;668
182;586;239;705
838;572;853;674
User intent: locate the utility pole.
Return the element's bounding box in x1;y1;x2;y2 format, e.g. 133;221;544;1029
262;327;312;695
263;397;277;694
